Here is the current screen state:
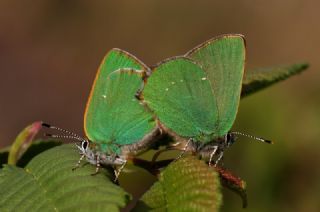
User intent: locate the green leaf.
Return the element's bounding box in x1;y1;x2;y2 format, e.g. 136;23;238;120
8;121;42;165
241;63;309;97
0;140;61;169
134;156;222;212
0;144;130;212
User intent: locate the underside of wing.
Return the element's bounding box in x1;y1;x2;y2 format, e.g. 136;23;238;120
186;35;246;137
143;57;219;143
84;49;156;153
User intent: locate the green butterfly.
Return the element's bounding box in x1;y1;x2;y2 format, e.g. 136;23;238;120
43;49;161;179
141;34;271;165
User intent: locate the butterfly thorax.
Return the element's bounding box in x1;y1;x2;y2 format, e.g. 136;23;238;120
84;147;124;166
76;139;125;166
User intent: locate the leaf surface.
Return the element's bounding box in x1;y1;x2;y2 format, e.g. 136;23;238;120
0;144;129;212
134;156;222;212
242;63;308;97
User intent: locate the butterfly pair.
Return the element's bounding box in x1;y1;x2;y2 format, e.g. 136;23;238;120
43;34;271;180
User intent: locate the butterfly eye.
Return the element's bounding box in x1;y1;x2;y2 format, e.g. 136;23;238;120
226;133;231;141
82;140;89;150
225;133;235;147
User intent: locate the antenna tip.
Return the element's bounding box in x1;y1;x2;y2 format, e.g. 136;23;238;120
265;139;274;144
42;123;51;128
44;133;52;137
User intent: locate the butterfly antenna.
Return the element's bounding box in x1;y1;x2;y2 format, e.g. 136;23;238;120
42;122;82;139
44;133;85;142
231;131;273;144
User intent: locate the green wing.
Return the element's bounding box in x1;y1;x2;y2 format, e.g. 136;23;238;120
84;49;155;154
186;35;246;137
143;57;218;143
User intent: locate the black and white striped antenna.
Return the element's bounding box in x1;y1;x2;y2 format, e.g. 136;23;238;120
42;122;86;142
231;131;273;144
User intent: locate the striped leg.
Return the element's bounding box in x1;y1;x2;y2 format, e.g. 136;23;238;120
214;152;224;166
91;154;101;176
114;160;127;182
72;154;85;171
175;138;192;161
208;146;218;167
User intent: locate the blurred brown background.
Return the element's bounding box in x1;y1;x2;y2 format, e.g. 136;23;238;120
0;0;319;211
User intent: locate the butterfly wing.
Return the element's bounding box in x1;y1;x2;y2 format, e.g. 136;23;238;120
143;57;218;143
186;35;246;137
84;49;156;154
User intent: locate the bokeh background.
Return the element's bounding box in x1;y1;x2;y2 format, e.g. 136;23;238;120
1;1;319;211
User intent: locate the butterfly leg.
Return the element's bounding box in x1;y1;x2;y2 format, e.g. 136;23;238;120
114;160;127;182
91;154;101;176
72;154;85;171
113;169;118;179
208;146;218;166
175;138;192;161
214;151;224;166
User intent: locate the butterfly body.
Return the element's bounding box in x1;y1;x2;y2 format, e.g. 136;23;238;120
43;49;161;179
84;49;160;160
141;35;246;164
